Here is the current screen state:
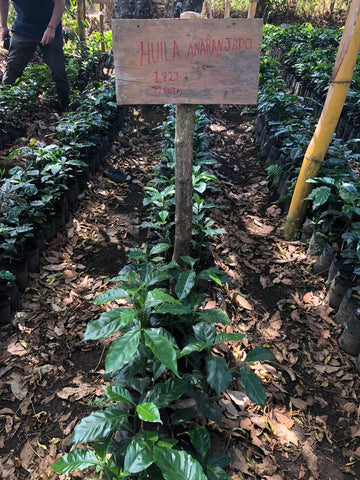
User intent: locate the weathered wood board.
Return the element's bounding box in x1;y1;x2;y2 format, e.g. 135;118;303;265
112;18;263;104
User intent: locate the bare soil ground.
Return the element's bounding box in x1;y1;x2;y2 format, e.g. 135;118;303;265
0;45;360;479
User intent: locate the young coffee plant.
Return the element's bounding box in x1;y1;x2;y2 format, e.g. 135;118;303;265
52;248;274;479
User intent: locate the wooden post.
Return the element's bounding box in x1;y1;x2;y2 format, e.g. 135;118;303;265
224;0;231;18
284;0;360;238
99;3;105;52
172;11;200;266
247;0;257;18
77;0;86;42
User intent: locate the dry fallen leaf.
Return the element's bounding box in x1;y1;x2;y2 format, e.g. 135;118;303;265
233;292;253;310
302;439;319;479
10;372;29;401
230;447;251;474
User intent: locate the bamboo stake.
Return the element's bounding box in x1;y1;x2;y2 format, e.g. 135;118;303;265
284;0;360;239
247;0;257;18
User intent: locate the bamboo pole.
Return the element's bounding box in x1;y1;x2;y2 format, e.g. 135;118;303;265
247;0;257;18
283;0;360;239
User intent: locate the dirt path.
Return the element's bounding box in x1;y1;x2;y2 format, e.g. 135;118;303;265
0;105;359;480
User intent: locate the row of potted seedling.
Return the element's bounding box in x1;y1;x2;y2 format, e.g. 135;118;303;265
0;78;123;324
259;24;360;368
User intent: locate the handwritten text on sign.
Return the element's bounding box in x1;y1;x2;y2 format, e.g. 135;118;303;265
112;18;263;105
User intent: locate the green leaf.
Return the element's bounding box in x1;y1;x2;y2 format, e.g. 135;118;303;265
244;347;274;363
193;322;216;345
179;342;209;358
197;398;222;424
127;247;147;261
196;267;228;284
206;356;232;396
136;403;162;423
83;309;137;341
145;289;180;309
158;438;178;448
180;256;198;269
124;438;154;473
143;430;159;445
144;328;180;377
175;270;196;300
71;407;129;444
146;271;173;287
172;407;196;425
214;332;245;344
154;303;192;315
207;465;232;480
93;286;129;305
52;449;100;474
150;243;171;256
306;186;331;209
197;309;230;325
143;377;188;408
105;329;140;374
153;446;207;480
207;452;230;468
159;210;169;222
111;266;138;283
103;385;134;404
188;426;210;459
240;366;266;407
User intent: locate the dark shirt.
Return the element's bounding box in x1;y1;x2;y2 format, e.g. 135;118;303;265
11;0;62;40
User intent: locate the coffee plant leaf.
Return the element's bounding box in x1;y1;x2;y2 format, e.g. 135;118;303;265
136;403;162;423
105;329;140;374
206;356;232;396
52;449;99;474
193;322;216;344
103;385;134;404
71;407;130;444
144;328;179;377
153;446;207;480
214;332;245;344
179;342;209;358
197;309;230;325
124;438;154;473
93;286;129;305
83;309;137;341
188;426;210;459
207;465;232;480
175;270;196;300
244;346;274;363
143;377;188;408
240;366;266;407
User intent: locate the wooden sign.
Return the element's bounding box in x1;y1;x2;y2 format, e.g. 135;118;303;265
112;18;263;105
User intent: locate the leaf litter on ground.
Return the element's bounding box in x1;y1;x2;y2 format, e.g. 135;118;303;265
0;104;359;479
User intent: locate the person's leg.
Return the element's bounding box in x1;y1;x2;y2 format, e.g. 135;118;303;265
2;33;38;85
41;38;70;110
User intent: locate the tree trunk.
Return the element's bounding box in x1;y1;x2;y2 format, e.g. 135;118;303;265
114;0;151;19
172;0;203;17
172;104;195;266
256;0;266;17
77;0;86;42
